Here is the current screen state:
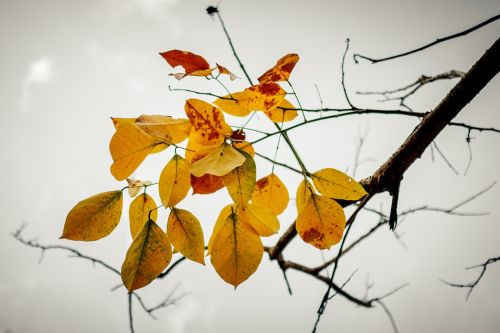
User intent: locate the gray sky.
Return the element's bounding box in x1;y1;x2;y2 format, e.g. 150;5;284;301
1;0;499;332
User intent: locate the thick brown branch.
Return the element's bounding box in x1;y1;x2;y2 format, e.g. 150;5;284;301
362;36;500;195
269;36;500;263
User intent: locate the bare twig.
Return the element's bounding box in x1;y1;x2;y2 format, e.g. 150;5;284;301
357;70;465;111
128;293;135;333
353;14;500;64
341;38;355;108
441;256;500;299
375;300;399;333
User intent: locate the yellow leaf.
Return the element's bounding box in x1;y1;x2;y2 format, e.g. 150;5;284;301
214;83;286;117
185;136;220;164
185;99;232;146
232;141;255;157
126;178;152;198
258;53;300;83
222;151;256;206
296;194;346;250
296;179;315;214
207;204;234;255
159;155;191;207
190;143;246;177
238;204;279;237
121;219;172;291
210;210;263;287
167;208;205;265
312;168;367;200
135;115;191;144
129;193;157;239
61;191;123;241
109;122;159;181
263;99;298;123
252;173;289;215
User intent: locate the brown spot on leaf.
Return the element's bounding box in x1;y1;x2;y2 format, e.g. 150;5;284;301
256;177;269;189
302;228;324;243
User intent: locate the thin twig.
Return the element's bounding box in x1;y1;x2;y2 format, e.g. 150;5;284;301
341;38;355;108
441;256;500;299
353;14;500;63
128;293;135;333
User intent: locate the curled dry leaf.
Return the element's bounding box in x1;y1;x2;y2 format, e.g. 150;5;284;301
217;63;239;81
159;154;191;207
121;219;172;291
258;53;299;83
190;143;246;177
252;173;289;215
214;82;286;117
61;191;123;241
312;168;367;200
160;49;213;80
167;208;205;265
296;194;346;250
126;178;153;198
210;209;263;287
129;193;157;239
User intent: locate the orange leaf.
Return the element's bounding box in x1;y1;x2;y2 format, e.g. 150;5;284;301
191;174;225;195
217;63;239;80
258;53;299;83
214;83;286;117
160;50;211;79
185;99;232;146
232;141;255;158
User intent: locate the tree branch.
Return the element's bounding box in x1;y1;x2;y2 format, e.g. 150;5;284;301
353;14;500;64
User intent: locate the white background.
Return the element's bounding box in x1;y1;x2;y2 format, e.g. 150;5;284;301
1;0;499;332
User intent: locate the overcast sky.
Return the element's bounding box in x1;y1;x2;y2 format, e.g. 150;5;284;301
1;0;499;332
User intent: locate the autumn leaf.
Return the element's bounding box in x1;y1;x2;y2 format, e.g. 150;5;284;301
210;209;263;287
190;143;246;177
160;50;213;80
185;99;232;146
217;63;239;81
61;191;123;241
190;174;226;195
207;204;234;255
167;208;205;265
252;173;289;215
263;99;298;123
296;194;346;250
126;178;153;198
109;122;160;181
214;83;286;117
121;219;172;291
312;168;367;200
296;179;315;214
258;53;299;83
232;141;255;157
129;193;157;239
238;204;279;237
159;155;191;207
222;151;256;206
135;115;191;144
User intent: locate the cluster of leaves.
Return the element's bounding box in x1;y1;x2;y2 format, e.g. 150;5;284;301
61;50;367;291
